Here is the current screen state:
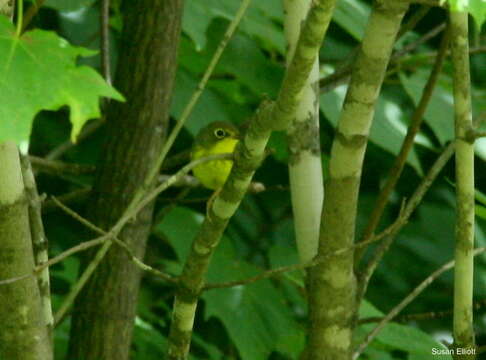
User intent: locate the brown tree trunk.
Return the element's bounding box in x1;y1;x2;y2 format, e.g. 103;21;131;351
67;1;184;359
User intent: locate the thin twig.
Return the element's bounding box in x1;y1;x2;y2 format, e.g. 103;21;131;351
203;226;396;291
354;24;450;267
29;156;96;176
100;0;112;85
389;45;486;75
39;238;107;274
353;247;486;359
22;0;46;32
356;142;456;304
52;153;232;325
473;131;486;139
51;197;177;284
54;232;113;326
0;155;400;292
319;13;440;93
42;188;91;214
358;298;486;324
144;0;252;192
45;119;104;160
117;154;232;230
396;5;431;39
0;237;106;286
391;23;446;59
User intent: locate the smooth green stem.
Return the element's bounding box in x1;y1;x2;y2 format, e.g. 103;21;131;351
16;0;23;37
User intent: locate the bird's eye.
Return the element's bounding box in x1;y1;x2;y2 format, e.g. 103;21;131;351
214;128;226;139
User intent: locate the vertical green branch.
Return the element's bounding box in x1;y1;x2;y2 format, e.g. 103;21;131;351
450;11;476;357
0;142;52;360
283;0;324;264
307;1;408;359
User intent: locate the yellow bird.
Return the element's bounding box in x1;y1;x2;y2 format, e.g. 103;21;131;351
191;121;240;190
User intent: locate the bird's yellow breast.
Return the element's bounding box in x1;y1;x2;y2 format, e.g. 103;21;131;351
191;138;239;190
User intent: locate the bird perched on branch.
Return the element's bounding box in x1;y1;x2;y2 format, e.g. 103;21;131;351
191;121;240;190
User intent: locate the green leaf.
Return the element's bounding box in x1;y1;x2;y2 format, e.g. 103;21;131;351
446;0;486;28
203;240;305;360
399;70;454;145
400;69;454;145
191;333;224;360
358;301;453;360
0;17;123;144
469;0;486;29
475;189;486;206
43;0;96;12
132;318;167;360
178;25;283;98
320;84;424;175
400;69;486;161
477;204;486;220
50;256;79;284
217;31;282;97
333;0;371;40
153;206;203;261
475;137;486;162
450;182;486;219
155;207;305;360
170;69;232;136
182;0;284;53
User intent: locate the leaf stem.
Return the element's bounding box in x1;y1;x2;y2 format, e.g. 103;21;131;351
16;0;23;37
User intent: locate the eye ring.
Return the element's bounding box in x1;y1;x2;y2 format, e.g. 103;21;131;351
214;128;226;139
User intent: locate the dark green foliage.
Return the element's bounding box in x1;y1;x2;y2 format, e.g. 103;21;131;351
6;0;486;358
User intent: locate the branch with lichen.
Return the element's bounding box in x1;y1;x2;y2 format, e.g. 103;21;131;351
0;0;14;18
166;0;338;358
306;1;409;359
0;142;52;360
450;10;476;355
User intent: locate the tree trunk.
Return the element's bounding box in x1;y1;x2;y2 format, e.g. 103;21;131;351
0;142;52;360
67;1;184;359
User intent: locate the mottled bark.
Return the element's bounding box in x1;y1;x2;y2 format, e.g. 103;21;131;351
450;11;476;359
0;142;52;360
307;1;408;359
167;0;337;358
67;1;183;359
